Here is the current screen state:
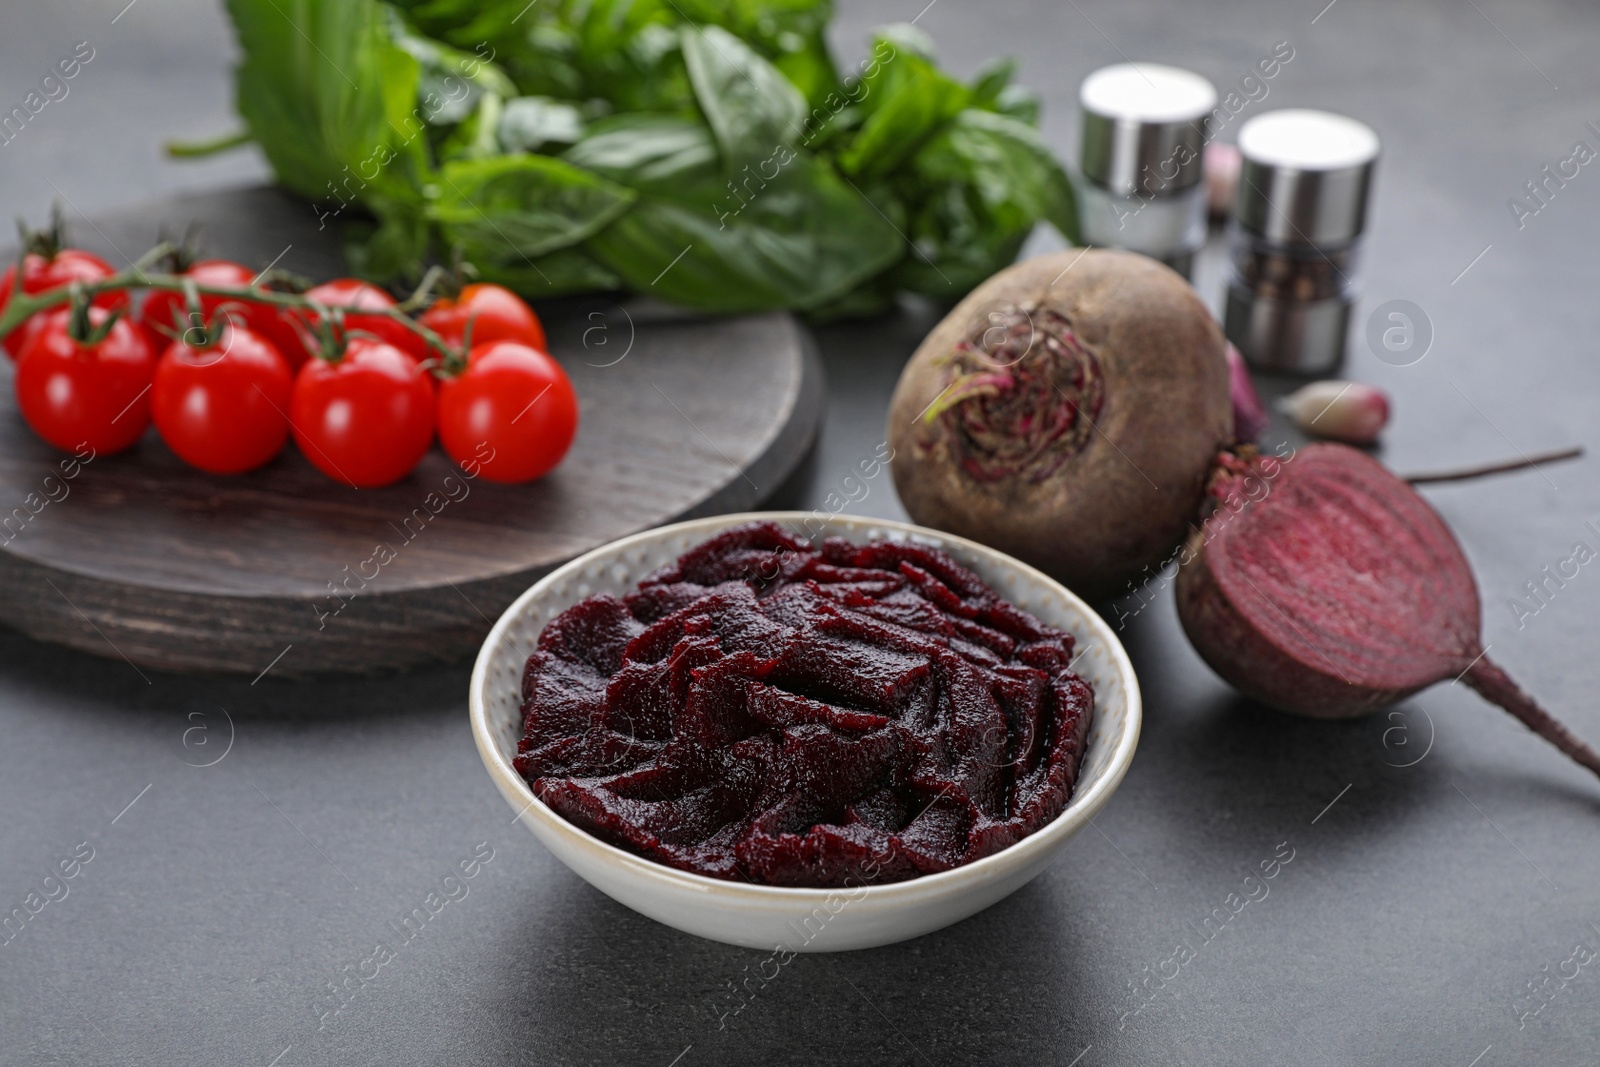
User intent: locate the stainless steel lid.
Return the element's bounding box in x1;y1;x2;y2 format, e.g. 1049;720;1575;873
1234;109;1379;246
1078;63;1216;197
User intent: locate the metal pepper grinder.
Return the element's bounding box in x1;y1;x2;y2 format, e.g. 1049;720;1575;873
1224;108;1380;373
1076;62;1216;279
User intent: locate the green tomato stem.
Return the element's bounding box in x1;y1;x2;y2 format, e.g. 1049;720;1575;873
0;269;460;372
163;129;254;158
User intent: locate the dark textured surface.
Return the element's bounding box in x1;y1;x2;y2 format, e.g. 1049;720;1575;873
4;1;1600;1064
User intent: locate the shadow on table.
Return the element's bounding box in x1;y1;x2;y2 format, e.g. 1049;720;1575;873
468;865;1102;1066
1129;662;1600;865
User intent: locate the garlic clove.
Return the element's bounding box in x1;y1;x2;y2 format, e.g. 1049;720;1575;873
1278;380;1390;445
1205;142;1242;219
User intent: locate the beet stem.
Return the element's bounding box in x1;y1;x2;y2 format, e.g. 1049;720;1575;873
1464;656;1600;781
1404;445;1582;485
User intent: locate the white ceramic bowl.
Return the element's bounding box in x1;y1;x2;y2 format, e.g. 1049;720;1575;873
469;512;1141;951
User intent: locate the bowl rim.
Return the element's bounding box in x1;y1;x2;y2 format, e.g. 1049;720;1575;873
469;511;1143;903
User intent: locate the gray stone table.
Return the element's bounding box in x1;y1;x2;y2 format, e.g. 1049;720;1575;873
3;0;1599;1064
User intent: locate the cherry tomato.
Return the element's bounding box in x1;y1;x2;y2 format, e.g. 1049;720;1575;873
14;308;155;455
290;338;434;488
420;283;546;353
138;259;310;370
151;321;293;475
437;341;577;484
285;279;427;365
1;249;128;359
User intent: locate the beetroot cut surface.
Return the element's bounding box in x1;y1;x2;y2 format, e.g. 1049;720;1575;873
1176;444;1600;780
514;521;1096;887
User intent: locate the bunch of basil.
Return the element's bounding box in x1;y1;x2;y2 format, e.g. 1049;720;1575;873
220;0;1077;316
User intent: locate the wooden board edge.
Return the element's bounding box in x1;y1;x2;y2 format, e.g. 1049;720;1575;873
0;324;826;677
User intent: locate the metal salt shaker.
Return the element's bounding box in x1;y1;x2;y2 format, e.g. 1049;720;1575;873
1224;108;1380;374
1076;62;1216;279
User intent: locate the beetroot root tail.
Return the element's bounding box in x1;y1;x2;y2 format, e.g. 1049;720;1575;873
1465;656;1600;781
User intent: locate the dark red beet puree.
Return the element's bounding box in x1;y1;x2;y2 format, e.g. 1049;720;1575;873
515;521;1095;887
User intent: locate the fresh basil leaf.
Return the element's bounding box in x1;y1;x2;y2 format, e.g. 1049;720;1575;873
892;108;1078;297
403;0;688;110
891;186;1000;300
438;92;502;162
798;103;863;154
926;110;1077;238
497;97;587;153
967;57;1016;110
405;0;833;129
993;85;1040;124
581;189;895;313
681;25;806;172
675;0;838;106
430;154;636;264
394;0;587;97
392;0;533;50
873;21;938;60
953;52;1039;121
551;1;692;112
674;0;834;48
390;13;516;125
563;115;723;200
226;0;429;206
345;196;431;283
570;115;901;312
568;2;692;112
771;41;839;112
836;26;969;180
474;247;623;298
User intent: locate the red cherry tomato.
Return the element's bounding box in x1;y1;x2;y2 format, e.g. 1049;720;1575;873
151;321;293;475
287;279;427;365
14;308;155;455
420;283;546;353
1;249;128;359
437;341;577;484
290;338;435;488
138;259;310;371
140;259;250;347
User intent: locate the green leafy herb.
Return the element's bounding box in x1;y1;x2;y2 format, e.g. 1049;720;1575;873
213;0;1078;315
893;108;1079;295
497;97;586;153
836;25;969;180
225;0;426;206
566;115;902;312
432;154;635;259
681;25;806;171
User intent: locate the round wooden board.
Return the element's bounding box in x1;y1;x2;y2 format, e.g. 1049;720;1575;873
0;186;823;676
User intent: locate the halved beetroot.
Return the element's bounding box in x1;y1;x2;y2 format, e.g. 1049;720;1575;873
1176;444;1600;779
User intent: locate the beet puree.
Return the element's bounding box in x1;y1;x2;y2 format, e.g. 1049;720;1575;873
515;522;1095;887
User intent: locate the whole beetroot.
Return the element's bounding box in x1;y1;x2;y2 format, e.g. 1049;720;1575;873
1176;443;1600;780
887;249;1232;603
